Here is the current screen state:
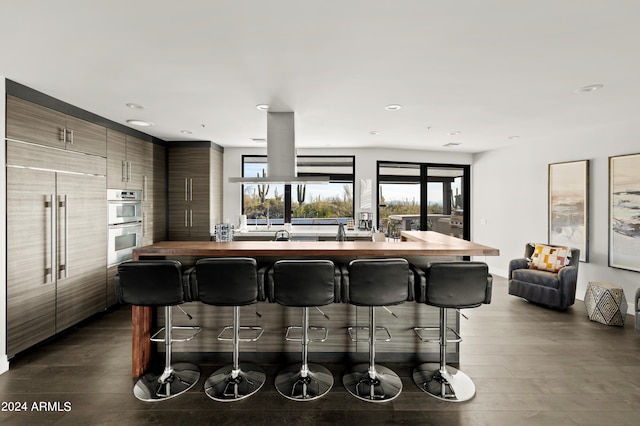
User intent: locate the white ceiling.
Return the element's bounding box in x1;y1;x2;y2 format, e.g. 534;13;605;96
2;1;639;153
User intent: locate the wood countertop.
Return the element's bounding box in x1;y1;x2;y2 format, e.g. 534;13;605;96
134;232;500;258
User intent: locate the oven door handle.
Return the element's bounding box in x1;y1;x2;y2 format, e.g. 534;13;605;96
109;222;142;229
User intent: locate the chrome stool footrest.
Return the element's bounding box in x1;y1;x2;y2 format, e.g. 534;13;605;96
347;326;392;342
217;325;264;342
284;325;328;343
150;326;201;343
413;326;462;344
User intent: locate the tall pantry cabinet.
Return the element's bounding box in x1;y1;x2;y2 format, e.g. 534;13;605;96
5;96;108;357
168;145;218;240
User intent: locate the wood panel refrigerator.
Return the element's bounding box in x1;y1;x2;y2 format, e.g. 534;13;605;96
6;142;107;357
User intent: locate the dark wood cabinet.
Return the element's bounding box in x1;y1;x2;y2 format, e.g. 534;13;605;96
168;146;212;240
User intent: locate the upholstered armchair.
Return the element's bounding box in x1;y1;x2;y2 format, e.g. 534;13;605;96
508;243;580;310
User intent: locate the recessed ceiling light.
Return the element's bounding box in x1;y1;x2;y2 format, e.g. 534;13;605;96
126;119;154;127
251;138;266;143
256;104;270;111
575;84;604;93
385;104;402;111
126;103;146;109
448;131;461;136
443;142;461;147
180;130;193;135
369;131;379;135
507;135;520;140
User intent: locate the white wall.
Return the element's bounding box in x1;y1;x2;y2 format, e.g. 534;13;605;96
1;79;10;374
223;146;473;226
472;122;640;315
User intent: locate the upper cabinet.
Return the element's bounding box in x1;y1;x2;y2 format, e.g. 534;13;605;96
6;95;107;157
106;129;149;189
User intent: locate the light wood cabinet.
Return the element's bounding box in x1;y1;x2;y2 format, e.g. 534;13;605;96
6;141;107;356
168;146;212;240
7;95;107;157
106;130;148;190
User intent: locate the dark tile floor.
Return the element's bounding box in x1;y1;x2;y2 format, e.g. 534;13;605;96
1;276;639;425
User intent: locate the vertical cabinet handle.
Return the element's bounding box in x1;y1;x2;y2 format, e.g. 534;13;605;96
190;209;193;228
143;176;148;202
58;195;68;279
67;129;74;144
189;178;193;201
184;178;188;201
45;195;54;284
184;209;188;228
142;211;147;237
122;160;126;182
60;128;67;144
127;161;132;182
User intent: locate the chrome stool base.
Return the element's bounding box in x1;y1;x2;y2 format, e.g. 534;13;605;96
204;363;266;402
343;364;402;403
412;363;476;402
275;363;334;401
133;362;200;402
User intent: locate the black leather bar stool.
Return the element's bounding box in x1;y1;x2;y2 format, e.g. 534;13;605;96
269;259;340;401
115;260;201;402
342;258;413;403
191;257;266;402
413;261;492;402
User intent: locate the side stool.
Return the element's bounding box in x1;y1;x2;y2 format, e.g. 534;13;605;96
115;260;201;402
191;257;266;402
342;258;414;403
413;261;492;402
269;259;340;401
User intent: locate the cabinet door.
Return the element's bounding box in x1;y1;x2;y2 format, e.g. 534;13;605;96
6;95;66;149
65;115;107;157
106;129;127;188
6;167;57;356
168;147;211;240
55;173;107;332
189;149;212;240
142;143;166;245
125;136;148;190
168;148;192;240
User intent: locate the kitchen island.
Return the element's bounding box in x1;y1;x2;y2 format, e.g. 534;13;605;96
129;232;499;376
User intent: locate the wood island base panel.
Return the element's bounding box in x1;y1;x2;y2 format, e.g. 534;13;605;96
129;232;499;377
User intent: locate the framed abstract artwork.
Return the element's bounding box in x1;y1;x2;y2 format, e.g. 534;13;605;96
609;153;640;272
548;160;589;262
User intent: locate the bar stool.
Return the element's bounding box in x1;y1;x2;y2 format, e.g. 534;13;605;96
269;259;340;401
115;260;201;402
342;258;413;403
413;261;492;402
191;257;266;402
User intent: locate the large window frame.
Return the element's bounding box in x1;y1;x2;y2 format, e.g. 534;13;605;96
377;161;471;240
242;155;355;225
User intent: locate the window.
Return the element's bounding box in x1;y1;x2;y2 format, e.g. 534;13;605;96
242;155;354;225
242;156;285;225
377;161;469;240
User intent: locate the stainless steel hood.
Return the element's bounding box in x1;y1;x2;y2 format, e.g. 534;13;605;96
229;111;329;184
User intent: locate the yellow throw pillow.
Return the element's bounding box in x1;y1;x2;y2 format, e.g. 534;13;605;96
529;244;571;272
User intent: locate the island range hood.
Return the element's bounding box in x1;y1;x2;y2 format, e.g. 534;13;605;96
228;111;329;184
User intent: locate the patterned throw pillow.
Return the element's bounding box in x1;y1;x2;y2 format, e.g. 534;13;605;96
529;244;571;273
